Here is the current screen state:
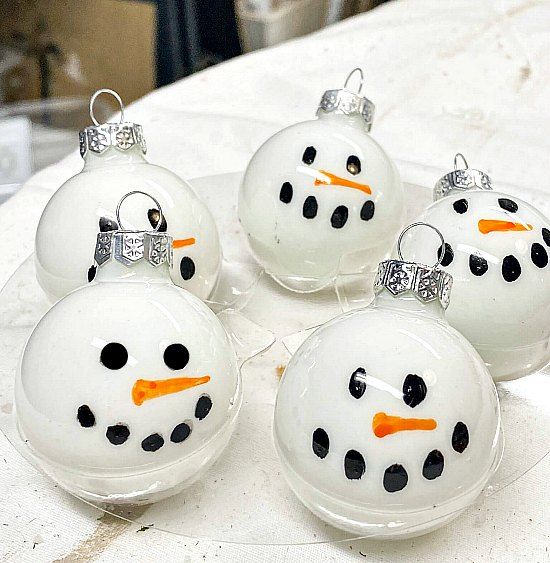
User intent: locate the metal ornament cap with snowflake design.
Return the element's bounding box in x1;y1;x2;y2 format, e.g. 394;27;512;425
374;259;453;309
434;153;492;201
94;230;173;269
316;68;375;132
79;122;147;158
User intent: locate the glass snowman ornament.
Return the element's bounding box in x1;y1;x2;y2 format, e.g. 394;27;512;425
400;154;550;381
238;69;404;292
16;204;240;504
274;225;502;538
35;89;221;303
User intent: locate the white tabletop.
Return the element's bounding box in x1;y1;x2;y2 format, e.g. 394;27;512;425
1;1;549;560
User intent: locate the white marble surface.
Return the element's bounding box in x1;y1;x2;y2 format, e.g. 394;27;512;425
1;0;549;561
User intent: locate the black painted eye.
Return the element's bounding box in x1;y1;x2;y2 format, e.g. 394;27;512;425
346;155;361;175
453;199;468;214
171;422;192;443
330;205;348;229
195;395;212;420
349;367;367;399
302;146;317;165
106;423;130;445
469;254;488;276
498;198;518;213
303;196;318;219
402;373;427;408
87;265;97;282
542;228;550;247
77;405;95;428
531;243;548;268
502;255;521;282
164;343;190;370
148;208;167;232
180;257;196;280
312;427;329;459
279;182;293;204
452;421;469;453
344;449;365;480
422;449;444;480
141;433;164;452
437;243;454;266
100;342;128;370
99;216;119;232
383;464;408;492
360;200;375;221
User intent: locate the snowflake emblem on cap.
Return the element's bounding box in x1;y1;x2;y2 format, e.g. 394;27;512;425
386;262;415;295
415;268;439;302
115;126;135;150
87;128;109;153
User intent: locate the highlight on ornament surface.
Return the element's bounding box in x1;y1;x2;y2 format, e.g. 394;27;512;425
34;88;221;303
16;193;242;505
238;68;405;293
274;223;502;538
399;153;550;381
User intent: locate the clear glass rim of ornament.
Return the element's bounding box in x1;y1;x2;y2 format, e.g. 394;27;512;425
0;256;548;545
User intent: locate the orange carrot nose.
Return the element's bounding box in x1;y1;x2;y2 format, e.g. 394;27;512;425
478;219;533;234
173;237;196;249
314;170;372;195
373;411;437;438
132;376;210;406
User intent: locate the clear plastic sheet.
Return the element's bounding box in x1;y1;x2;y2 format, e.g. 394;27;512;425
0;169;548;545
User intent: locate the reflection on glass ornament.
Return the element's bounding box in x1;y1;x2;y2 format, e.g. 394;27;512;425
274;224;501;538
35;89;221;303
238;69;404;292
17;195;240;504
400;154;550;381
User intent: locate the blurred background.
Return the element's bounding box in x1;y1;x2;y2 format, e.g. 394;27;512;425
0;0;387;203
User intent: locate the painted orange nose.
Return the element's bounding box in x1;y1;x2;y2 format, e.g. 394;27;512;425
132;375;210;406
373;411;437;438
314;169;372;195
173;237;196;249
478;219;533;234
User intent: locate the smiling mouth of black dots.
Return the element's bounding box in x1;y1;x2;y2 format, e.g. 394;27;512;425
76;394;213;453
311;420;469;492
436;231;549;282
279;183;376;230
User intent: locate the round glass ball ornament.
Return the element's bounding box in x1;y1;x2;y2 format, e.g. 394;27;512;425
400;154;550;381
274;229;502;538
238;69;405;292
35;89;221;302
16;217;240;504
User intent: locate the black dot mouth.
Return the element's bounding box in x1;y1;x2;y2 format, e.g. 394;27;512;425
81;394;213;453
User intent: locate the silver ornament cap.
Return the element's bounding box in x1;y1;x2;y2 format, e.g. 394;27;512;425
374;259;453;309
94;230;172;268
94;191;172;269
316;68;375;131
79;89;147;158
374;222;453;309
434;153;492;201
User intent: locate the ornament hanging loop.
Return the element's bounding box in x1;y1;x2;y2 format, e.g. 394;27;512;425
397;222;446;269
89;88;125;126
116;190;164;233
343;67;364;95
454;153;469;171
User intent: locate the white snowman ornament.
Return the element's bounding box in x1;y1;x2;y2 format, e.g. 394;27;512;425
274;227;501;538
35;89;221;302
400;154;550;381
239;69;404;292
16;201;240;504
